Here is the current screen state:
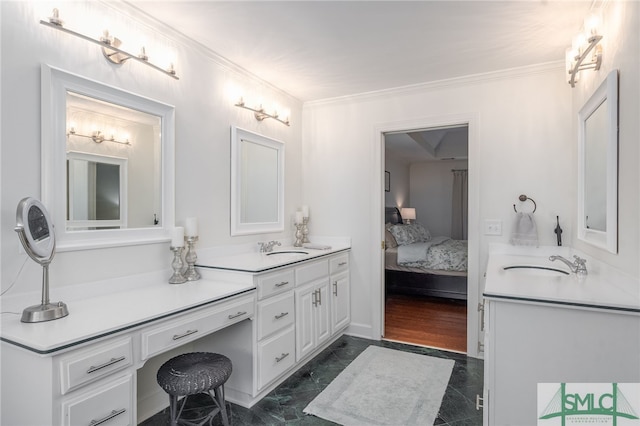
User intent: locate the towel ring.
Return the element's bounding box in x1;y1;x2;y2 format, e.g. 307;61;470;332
513;194;536;213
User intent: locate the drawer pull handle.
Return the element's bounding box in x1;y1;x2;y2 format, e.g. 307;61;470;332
338;261;347;266
475;394;484;410
228;311;247;320
275;281;289;287
87;356;126;374
275;352;290;363
89;408;126;426
275;312;289;320
172;329;198;340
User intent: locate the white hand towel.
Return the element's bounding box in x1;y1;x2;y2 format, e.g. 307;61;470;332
510;212;538;246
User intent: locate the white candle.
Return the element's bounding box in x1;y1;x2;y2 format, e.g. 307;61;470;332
295;211;303;224
302;205;309;218
185;217;198;237
172;227;185;247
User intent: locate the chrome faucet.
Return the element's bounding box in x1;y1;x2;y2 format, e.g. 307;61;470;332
549;255;588;276
258;241;281;253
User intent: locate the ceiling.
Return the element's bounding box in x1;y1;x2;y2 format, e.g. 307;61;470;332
386;125;469;164
128;1;594;103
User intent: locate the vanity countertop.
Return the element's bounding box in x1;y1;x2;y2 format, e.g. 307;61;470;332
0;271;255;354
484;244;640;313
196;243;351;273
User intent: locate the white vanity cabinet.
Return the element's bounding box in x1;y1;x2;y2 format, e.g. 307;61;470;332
329;253;350;333
482;248;640;425
483;298;640;425
196;248;351;407
255;269;296;390
0;283;255;426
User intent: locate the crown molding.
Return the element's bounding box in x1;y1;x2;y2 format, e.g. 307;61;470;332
305;61;565;108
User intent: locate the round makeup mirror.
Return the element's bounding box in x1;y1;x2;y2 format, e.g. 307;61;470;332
15;197;69;322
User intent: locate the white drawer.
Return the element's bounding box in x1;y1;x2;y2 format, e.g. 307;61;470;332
257;269;294;300
257;292;294;340
141;295;254;360
330;253;349;275
257;326;295;390
295;259;328;287
61;373;133;426
59;337;133;395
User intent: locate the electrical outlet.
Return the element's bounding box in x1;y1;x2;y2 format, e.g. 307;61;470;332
484;220;502;236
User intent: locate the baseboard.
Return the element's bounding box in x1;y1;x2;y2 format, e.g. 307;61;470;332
345;322;375;340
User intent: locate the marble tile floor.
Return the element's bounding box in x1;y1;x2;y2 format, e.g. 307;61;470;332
140;335;484;426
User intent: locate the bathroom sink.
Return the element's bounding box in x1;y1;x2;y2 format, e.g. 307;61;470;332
266;250;309;257
503;265;570;277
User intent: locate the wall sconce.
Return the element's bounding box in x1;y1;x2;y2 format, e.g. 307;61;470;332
235;97;290;126
41;8;179;80
566;11;603;88
68;127;131;145
401;207;416;224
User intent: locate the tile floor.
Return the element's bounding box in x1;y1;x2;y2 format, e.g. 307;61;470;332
141;335;484;425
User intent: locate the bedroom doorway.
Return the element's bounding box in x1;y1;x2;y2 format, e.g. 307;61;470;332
383;124;469;353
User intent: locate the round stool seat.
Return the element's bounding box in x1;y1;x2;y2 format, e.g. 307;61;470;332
157;352;232;397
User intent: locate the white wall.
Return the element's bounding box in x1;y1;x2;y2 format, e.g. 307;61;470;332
383;150;410;209
0;1;303;294
301;0;640;356
570;0;639;275
410;159;468;237
302;66;575;355
0;3;303;420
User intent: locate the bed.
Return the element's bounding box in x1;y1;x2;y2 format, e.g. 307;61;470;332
385;207;468;300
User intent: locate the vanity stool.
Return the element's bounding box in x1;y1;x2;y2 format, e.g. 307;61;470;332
157;352;232;426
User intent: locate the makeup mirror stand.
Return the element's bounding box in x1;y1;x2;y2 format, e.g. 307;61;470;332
15;198;69;323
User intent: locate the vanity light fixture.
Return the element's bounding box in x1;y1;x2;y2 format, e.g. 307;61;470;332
67;127;131;145
41;8;179;80
566;11;603;88
235;97;290;126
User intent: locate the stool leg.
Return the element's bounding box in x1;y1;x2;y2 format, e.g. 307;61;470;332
169;395;179;426
212;385;229;426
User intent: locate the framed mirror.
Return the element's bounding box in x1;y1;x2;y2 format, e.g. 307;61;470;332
230;127;284;236
577;69;618;253
41;64;175;250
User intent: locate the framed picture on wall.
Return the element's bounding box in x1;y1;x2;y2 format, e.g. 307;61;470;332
385;171;390;192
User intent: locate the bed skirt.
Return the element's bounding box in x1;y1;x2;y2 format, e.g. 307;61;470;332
385;269;468;300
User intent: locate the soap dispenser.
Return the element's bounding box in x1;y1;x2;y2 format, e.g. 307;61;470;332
554;216;563;246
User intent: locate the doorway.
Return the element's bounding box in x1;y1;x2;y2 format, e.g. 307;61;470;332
382;124;469;353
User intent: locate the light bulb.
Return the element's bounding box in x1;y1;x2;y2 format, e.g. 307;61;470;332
584;11;602;38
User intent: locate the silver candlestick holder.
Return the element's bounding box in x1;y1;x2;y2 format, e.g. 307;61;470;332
184;236;201;281
169;246;187;284
294;223;304;247
302;216;310;243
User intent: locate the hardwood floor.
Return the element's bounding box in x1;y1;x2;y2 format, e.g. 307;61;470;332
384;293;467;353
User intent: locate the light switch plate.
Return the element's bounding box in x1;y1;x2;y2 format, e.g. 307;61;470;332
484;220;502;236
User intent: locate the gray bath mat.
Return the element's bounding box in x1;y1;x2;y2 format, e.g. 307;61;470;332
303;345;454;425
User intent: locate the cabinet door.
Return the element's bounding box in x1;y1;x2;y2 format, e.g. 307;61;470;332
295;284;315;361
331;271;350;333
315;282;331;347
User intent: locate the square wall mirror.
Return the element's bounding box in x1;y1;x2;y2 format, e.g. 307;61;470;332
41;64;175;251
577;69;618;253
230;127;284;236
